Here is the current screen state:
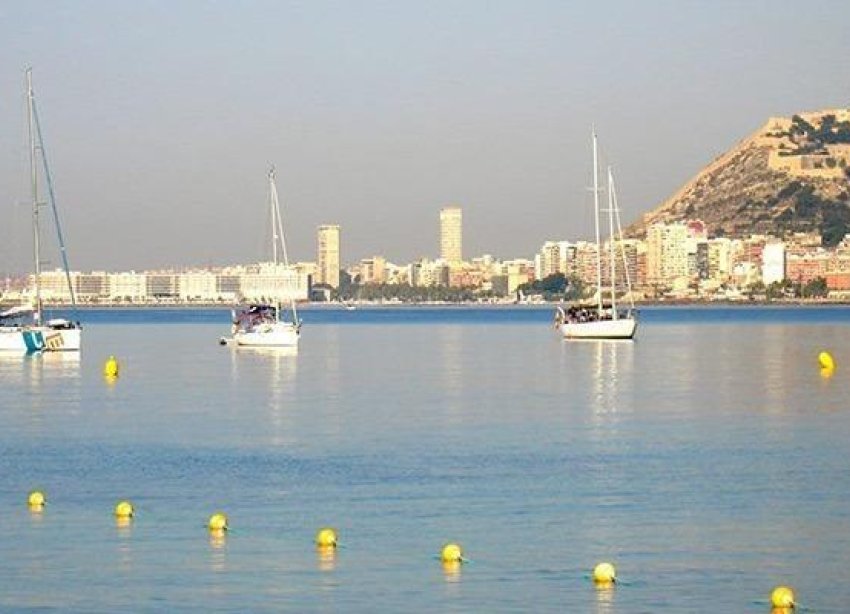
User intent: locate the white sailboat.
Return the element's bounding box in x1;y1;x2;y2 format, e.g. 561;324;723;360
224;168;301;348
0;68;81;353
556;130;637;340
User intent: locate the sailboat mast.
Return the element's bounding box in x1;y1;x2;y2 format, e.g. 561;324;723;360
611;175;636;312
592;129;602;314
31;77;79;315
271;176;289;269
607;166;617;318
269;168;278;267
269;170;298;325
268;168;280;323
26;68;42;324
268;168;299;325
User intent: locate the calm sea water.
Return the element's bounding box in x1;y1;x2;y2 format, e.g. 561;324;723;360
2;305;850;612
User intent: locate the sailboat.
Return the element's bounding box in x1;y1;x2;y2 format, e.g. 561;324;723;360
555;130;637;340
0;68;81;353
223;168;301;348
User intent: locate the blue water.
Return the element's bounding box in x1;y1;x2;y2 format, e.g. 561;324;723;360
42;303;850;326
1;306;850;612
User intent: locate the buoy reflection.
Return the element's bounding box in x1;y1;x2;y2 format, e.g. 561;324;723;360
116;517;133;572
316;545;337;572
28;506;45;525
208;530;227;574
442;559;462;582
594;581;615;614
209;529;227;546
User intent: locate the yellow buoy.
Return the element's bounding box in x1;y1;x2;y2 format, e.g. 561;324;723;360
114;500;134;518
593;562;617;584
770;585;795;608
315;527;338;548
103;355;119;377
818;351;834;370
28;490;46;509
441;542;464;563
208;512;229;532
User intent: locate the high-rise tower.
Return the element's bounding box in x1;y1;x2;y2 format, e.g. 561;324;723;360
317;224;340;289
439;206;462;264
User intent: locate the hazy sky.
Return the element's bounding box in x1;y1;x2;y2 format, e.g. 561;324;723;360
1;1;848;274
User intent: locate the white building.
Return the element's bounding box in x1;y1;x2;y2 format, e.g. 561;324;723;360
410;258;448;287
707;238;734;282
439;206;463;264
33;270;109;302
109;272;148;302
646;223;689;285
762;242;786;285
501;259;534;294
178;271;219;301
237;262;309;302
317;225;341;288
535;241;572;280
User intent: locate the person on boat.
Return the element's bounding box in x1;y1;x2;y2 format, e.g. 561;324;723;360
554;306;565;328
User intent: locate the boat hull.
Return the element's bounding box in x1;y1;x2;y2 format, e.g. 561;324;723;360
233;322;300;347
0;328;41;352
560;317;637;340
0;326;80;352
39;326;81;351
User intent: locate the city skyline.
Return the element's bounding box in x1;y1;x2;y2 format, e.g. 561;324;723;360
1;2;849;274
6;218;848;305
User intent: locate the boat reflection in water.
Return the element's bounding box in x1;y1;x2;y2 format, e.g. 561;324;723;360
228;344;299;446
230;345;298;358
227;345;298;387
590;338;633;417
0;348;80;380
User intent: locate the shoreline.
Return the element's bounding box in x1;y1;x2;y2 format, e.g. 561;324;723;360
5;299;850;310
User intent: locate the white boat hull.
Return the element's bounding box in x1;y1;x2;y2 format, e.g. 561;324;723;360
38;326;81;351
233;322;300;347
0;326;80;352
0;328;35;352
560;317;637;340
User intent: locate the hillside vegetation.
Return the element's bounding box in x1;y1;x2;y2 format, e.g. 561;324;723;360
631;109;850;246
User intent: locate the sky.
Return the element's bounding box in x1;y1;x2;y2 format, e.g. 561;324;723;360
1;0;848;274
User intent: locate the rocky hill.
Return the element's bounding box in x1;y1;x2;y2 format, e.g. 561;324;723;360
630;109;850;246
